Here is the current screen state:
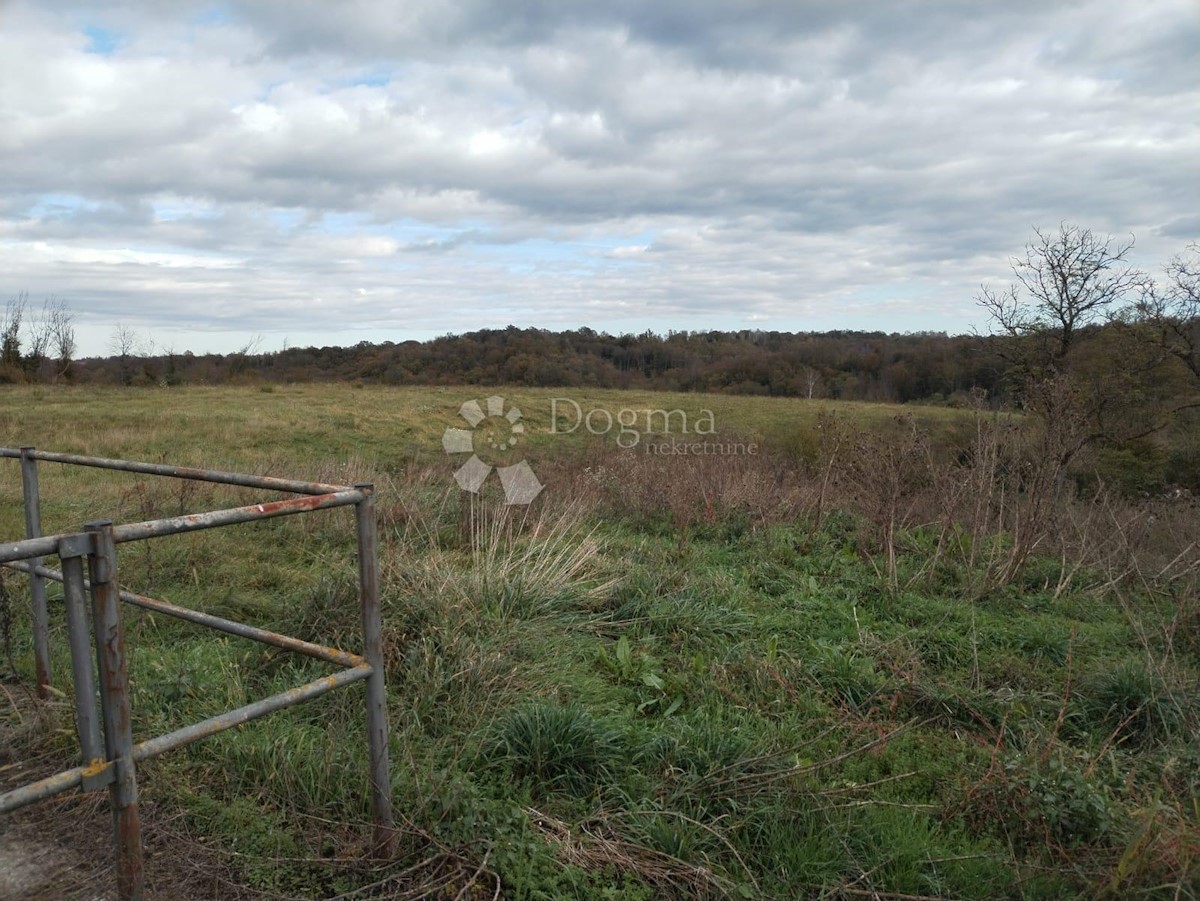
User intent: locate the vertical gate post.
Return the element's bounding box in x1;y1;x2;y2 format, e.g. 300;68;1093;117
19;446;51;699
355;484;394;856
59;535;106;787
86;520;144;901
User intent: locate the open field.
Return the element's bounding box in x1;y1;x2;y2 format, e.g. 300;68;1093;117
1;385;1197;899
0;383;971;468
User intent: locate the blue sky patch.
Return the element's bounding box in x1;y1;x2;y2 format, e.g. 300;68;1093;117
83;25;121;55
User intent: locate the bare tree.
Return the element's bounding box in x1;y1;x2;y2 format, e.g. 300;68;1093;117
2;294;74;382
46;298;76;383
978;225;1165;494
978;223;1148;375
227;334;264;380
110;323;145;386
802;366;821;400
21;301;52;380
2;293;26;369
1136;243;1200;381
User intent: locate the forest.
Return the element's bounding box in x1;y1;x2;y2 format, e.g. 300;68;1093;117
79;326;1010;403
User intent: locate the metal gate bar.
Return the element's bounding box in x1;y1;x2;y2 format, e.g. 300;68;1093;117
0;664;372;812
0;447;395;900
8;561;367;668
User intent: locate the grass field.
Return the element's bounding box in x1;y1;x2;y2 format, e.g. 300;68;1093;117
1;385;1196;899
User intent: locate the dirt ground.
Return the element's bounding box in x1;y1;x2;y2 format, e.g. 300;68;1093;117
1;798;116;901
0;795;246;901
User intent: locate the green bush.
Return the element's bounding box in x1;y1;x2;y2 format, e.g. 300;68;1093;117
1090;442;1167;496
1005;754;1117;847
1164;443;1200;490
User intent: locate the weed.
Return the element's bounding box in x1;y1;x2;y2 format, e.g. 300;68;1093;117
1079;659;1183;745
596;635;683;716
488;700;624;796
804;639;887;710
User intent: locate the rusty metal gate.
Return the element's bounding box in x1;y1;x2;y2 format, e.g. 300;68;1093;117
0;447;394;900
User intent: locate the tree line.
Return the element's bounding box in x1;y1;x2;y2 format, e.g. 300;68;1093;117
38;327;1009;404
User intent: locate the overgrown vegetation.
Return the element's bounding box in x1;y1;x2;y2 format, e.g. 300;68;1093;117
1;382;1197;898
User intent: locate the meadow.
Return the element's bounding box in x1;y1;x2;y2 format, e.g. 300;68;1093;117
0;385;1196;899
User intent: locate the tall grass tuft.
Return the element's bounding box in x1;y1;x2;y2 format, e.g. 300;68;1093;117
461;494;617;619
489;699;623;795
1079;659;1184;745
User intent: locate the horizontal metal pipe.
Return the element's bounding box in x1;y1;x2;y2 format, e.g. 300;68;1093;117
110;489;365;543
0;533;68;565
0;759;112;815
0;667;372;814
4;561;366;669
132;664;372;762
1;492;363;563
0;447;350;496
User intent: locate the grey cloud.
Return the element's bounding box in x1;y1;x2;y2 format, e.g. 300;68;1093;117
1;0;1197;353
1156;216;1200;239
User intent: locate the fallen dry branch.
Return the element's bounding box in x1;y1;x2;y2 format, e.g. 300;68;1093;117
525;805;739;899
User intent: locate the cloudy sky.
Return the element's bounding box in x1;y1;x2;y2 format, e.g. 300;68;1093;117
1;1;1197;355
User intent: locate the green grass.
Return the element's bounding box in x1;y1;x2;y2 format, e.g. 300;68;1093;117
1;385;1196;898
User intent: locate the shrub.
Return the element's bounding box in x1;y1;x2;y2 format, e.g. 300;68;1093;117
1090;442;1167;496
1005;754;1117;847
1164;442;1200;491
